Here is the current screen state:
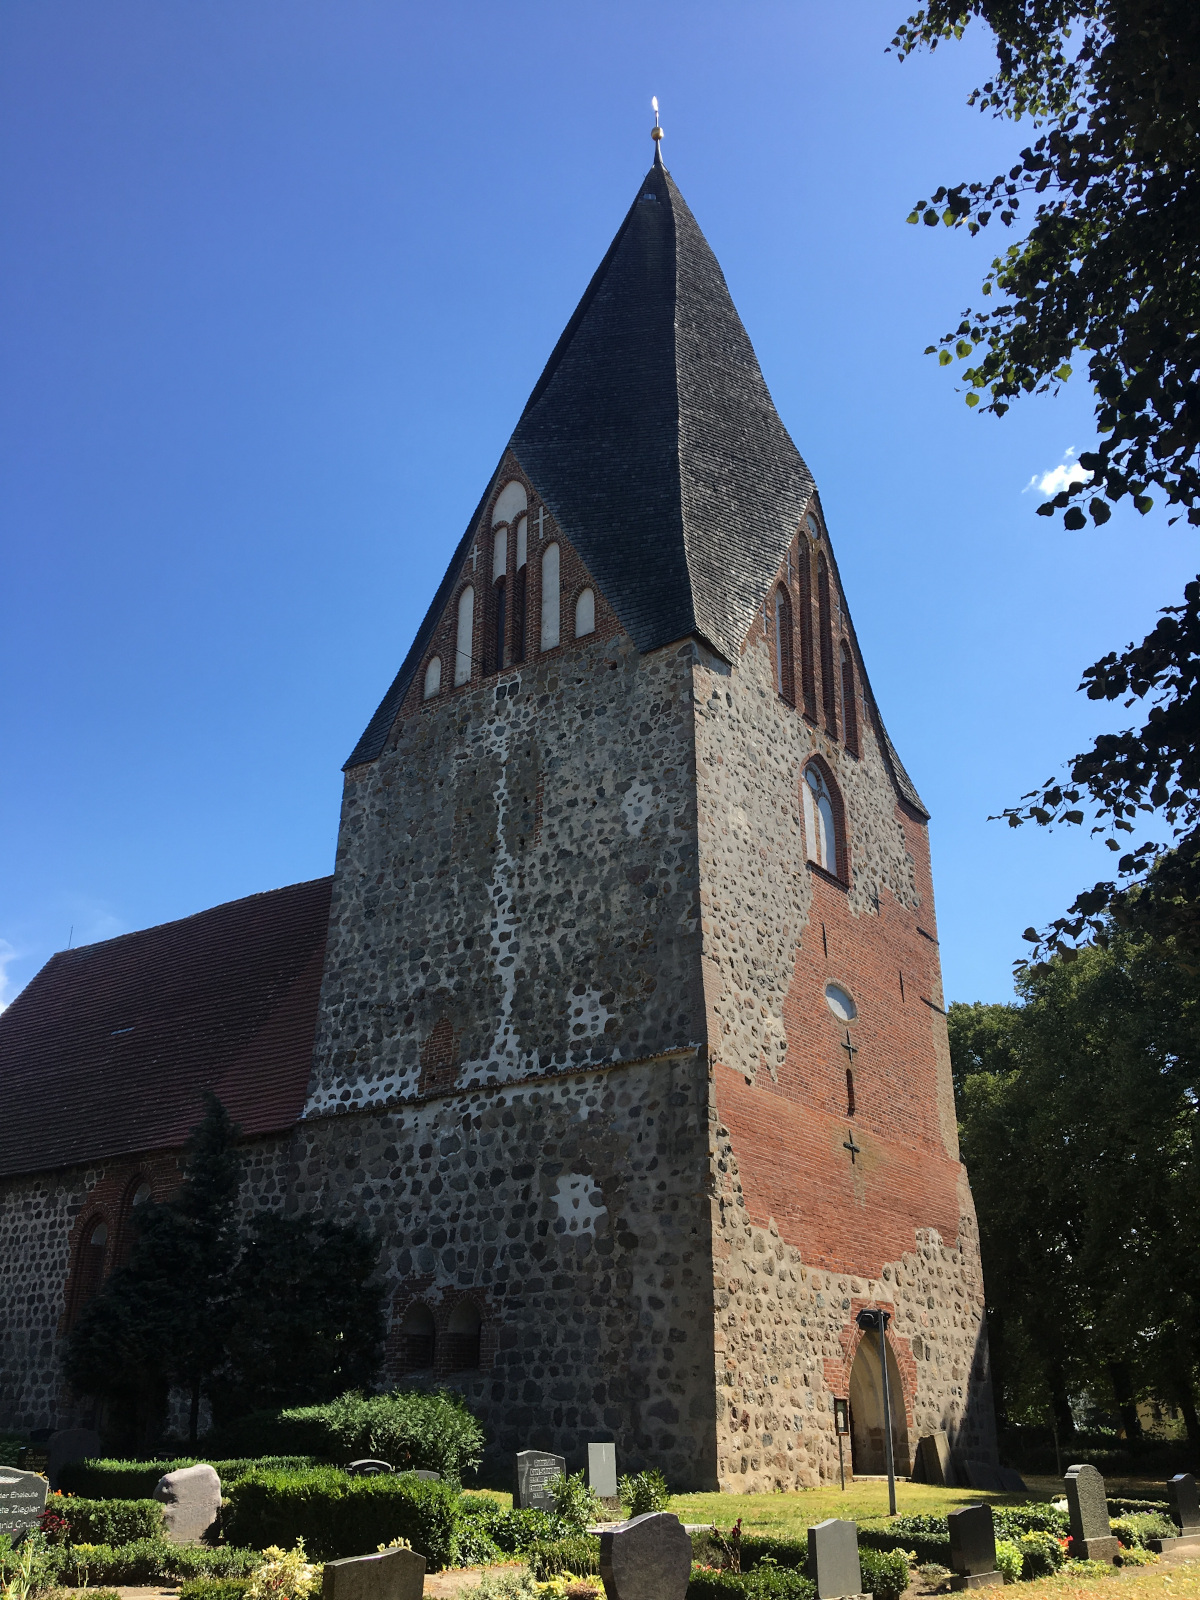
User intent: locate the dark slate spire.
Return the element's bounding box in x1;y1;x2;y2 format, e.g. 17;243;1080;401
509;157;816;666
346;161;923;818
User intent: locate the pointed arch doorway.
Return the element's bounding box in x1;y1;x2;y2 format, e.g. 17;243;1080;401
848;1330;910;1475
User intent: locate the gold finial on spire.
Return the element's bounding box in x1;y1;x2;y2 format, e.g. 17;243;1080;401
651;96;664;162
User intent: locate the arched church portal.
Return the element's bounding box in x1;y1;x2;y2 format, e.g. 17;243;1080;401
848;1330;910;1476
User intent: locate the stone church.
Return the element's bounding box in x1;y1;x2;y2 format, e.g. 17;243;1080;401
0;145;997;1489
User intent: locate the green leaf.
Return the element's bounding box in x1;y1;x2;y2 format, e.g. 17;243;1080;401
1063;507;1086;529
965;393;980;407
938;349;953;366
1054;365;1072;381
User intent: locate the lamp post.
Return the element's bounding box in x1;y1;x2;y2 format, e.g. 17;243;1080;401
856;1307;897;1515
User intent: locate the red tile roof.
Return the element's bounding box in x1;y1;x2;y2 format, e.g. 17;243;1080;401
0;878;331;1178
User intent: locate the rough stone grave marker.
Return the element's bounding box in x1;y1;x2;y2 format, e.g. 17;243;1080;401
915;1431;954;1487
154;1463;221;1544
1064;1464;1118;1562
46;1428;102;1491
589;1443;618;1502
323;1546;426;1600
806;1519;867;1600
947;1505;1002;1589
598;1510;691;1600
0;1467;48;1539
514;1451;565;1512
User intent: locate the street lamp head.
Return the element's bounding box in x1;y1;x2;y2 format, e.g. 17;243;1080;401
855;1308;890;1332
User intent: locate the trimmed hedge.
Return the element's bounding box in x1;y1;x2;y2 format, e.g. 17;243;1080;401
857;1520;950;1567
178;1582;253;1600
57;1456;317;1500
739;1538;807;1571
53;1540;262;1586
687;1568;816;1600
224;1468;459;1569
525;1536;601;1580
48;1493;163;1544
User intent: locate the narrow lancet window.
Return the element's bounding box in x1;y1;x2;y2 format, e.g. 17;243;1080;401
512;516;527;664
540;543;560;650
423;656;442;700
840;640;859;756
774;584;794;705
803;762;839;878
575;587;595;638
817;553;838;735
491;578;506;674
454;586;474;686
798;546;817;718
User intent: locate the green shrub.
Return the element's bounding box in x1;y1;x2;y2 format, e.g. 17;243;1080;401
47;1494;164;1544
454;1518;504;1567
857;1547;910;1600
178;1581;253;1600
0;1433;26;1468
57;1458;317;1500
686;1566;816;1600
1116;1546;1159;1567
224;1468;459;1568
857;1520;949;1567
617;1471;671;1517
739;1538;807;1572
547;1473;603;1532
471;1574;539;1600
214;1391;484;1485
458;1501;561;1554
525;1537;601;1580
994;1539;1023;1585
993;1505;1069;1539
55;1540;262;1587
1112;1512;1176;1547
1017;1531;1066;1580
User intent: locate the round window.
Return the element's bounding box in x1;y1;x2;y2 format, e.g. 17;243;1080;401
825;983;857;1022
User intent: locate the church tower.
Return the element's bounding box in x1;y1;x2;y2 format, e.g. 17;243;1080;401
300;149;997;1489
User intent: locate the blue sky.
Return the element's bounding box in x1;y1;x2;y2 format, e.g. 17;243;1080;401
2;0;1193;1009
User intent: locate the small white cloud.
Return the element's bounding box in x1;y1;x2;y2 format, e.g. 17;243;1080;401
1024;447;1090;497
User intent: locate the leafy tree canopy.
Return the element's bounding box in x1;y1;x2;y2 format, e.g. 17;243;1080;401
893;0;1200;962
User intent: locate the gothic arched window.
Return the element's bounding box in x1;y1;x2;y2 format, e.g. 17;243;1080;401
454;586;474;687
397;1302;436;1374
817;553;838;736
575;587;595;638
774;584;795;705
512;514;528;664
445;1299;482;1371
69;1217;109;1326
803;762;841;879
540;543;561;651
840;641;859;756
423;657;442;700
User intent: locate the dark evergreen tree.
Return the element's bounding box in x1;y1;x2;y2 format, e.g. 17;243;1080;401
210;1211;385;1423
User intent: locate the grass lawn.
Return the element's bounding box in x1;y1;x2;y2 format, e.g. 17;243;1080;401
669;1481;1048;1534
1012;1559;1200;1599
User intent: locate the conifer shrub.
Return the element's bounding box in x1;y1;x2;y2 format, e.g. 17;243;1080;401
223;1468;459;1569
57;1458;317;1500
46;1495;163;1545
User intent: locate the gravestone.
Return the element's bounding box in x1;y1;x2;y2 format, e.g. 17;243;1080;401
947;1504;1002;1590
1169;1474;1200;1536
410;1470;440;1482
0;1467;48;1539
322;1546;426;1600
915;1431;954;1487
962;1460;1005;1493
598;1511;691;1600
589;1443;618;1500
998;1468;1027;1493
514;1450;565;1511
1149;1474;1200;1555
806;1519;867;1600
46;1428;102;1491
1064;1464;1118;1562
347;1460;393;1477
154;1463;221;1544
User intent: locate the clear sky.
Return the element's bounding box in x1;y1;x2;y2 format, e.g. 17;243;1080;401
2;0;1193;1010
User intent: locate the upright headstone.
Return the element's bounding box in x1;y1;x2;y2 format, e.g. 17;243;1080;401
322;1546;426;1600
915;1431;954;1487
998;1468;1027;1493
0;1468;48;1540
806;1519;867;1600
1064;1464;1118;1563
947;1505;1002;1590
154;1463;221;1545
347;1460;393;1477
598;1512;691;1600
1149;1474;1200;1554
514;1451;566;1511
588;1443;618;1500
46;1428;102;1492
1169;1474;1200;1536
962;1460;1005;1493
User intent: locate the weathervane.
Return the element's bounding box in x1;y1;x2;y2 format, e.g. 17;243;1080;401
651;96;664;164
